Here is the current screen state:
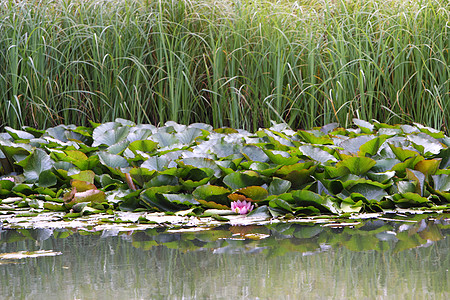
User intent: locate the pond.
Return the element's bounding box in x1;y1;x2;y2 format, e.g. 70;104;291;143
0;215;448;299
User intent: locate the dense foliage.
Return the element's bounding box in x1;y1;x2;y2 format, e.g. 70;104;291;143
0;119;449;219
1;0;449;132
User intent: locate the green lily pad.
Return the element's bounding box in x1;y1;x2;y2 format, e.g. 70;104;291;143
336;156;376;175
192;185;230;206
98;151;129;169
92;122;130;147
299;145;337;164
235;186;268;201
223;171;265;190
268;177;291;196
18;149;54;183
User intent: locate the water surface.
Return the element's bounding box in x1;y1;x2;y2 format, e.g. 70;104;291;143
0;217;448;299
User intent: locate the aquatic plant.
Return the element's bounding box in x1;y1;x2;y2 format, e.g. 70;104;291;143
0;119;448;221
231;200;254;215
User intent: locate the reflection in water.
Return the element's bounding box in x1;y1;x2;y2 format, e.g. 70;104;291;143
0;217;448;299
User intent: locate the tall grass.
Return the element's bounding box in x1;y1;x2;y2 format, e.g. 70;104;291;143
0;0;449;132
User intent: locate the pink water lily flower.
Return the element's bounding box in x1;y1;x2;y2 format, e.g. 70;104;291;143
231;200;254;215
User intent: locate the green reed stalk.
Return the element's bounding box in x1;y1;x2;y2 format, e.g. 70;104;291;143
0;0;449;132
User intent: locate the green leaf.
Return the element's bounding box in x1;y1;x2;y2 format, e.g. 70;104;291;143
19;149;54;183
141;156;169;171
98;151;129;169
92;122;130;147
4;127;35;140
151;132;179;147
235;186;268;200
299;145;337;164
268;177;291;195
336;156;376;175
38;170;57;188
69;170;95;184
297;130;333;144
192;185;230;206
223;171;265;190
128;140;158;154
432;174;450;192
353;118;374;133
348;183;388;201
358;135;388;156
269;198;293;212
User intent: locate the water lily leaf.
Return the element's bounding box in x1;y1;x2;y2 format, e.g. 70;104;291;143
175;128;203;144
293;206;322;215
71;180;97;192
396;181;417;194
18;149;54;183
241;145;270;162
291;190;335;213
235;186;268;201
388;144;420;161
407;133;444;155
38;170;57;188
338;135;373;154
353;118;374;133
348;183;388;201
43;201;66;211
4;126;35;140
157;193;200;206
128;167;156;187
66;189;106;208
393;192;431;208
128;140;158;154
178;158;221;178
92;122;130;147
284;167;317;189
323;165;350;178
98;151;129;169
145;174;178;188
432;174;450;192
214;127;238;134
366;171;395;183
372;158;401;173
192;185;230;205
247;205;271;218
275;162;315;177
358;135;388;156
99;174;124;189
391;156;424;177
414;159;441;178
269;198;293;212
140;187;183;211
69;170;95;184
268;177;291;195
320;123;339;134
297;130;333;144
197;200;230;210
300;145;337;164
107;140;130;155
0;179;15;190
223;171;264;190
141;156;169;171
150;132;178;148
263;150;298;165
405;169;425;196
336;156;376;175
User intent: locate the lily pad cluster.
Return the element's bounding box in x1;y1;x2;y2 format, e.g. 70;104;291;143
0;119;449;218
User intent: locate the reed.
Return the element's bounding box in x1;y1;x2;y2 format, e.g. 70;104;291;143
0;0;449;132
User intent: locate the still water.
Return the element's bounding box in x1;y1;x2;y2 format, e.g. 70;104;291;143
0;217;449;300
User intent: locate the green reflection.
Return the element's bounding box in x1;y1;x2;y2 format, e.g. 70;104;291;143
0;217;448;299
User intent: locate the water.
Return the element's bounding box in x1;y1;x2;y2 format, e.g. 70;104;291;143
0;217;448;299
